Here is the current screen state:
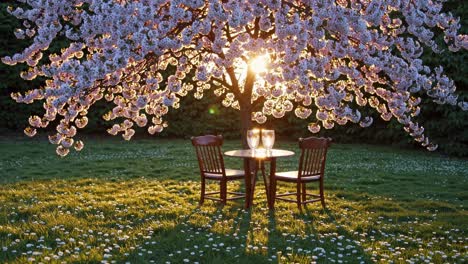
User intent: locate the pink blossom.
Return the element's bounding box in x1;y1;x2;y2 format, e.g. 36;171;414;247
2;0;467;156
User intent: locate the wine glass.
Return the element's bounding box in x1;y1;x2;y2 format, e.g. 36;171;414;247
247;129;260;151
262;129;275;151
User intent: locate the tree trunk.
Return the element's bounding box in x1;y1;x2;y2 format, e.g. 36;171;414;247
239;103;253;149
239;63;257;149
239;103;256;175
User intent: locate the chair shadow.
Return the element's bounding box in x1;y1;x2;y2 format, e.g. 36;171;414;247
2;175;460;263
113;204;257;263
263;200;375;263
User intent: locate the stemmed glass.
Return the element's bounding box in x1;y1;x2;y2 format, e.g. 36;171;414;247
247;129;260;152
262;129;275;152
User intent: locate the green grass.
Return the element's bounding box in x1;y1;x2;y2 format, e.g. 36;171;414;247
0;137;466;263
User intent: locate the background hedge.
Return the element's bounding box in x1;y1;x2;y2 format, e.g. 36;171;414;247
0;2;467;156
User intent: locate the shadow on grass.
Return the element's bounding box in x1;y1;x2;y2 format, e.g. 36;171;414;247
117;202;375;264
0;176;466;263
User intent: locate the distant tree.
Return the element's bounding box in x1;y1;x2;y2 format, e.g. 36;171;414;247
2;0;467;156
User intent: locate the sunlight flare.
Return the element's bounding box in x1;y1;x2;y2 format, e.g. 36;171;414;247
249;55;269;74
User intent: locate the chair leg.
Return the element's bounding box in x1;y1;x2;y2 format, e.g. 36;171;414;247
296;182;302;212
319;180;326;209
200;177;205;205
220;180;227;205
301;182;307;203
270;177;277;209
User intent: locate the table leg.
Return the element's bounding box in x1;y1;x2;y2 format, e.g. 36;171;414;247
243;158;252;209
253;160;260;188
250;160;258;206
268;158;277;210
260;160;270;204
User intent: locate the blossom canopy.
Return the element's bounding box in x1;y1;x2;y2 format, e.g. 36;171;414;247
3;0;467;156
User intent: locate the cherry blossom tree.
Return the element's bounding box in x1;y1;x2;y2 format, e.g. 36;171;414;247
3;0;467;156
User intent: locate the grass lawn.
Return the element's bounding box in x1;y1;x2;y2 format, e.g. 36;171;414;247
0;137;466;263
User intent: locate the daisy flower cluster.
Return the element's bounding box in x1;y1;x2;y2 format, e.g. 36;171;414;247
0;179;466;263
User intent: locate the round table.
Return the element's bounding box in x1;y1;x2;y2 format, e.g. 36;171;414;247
224;149;294;209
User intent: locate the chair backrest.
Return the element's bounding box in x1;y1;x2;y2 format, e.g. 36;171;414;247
191;135;226;176
298;137;332;178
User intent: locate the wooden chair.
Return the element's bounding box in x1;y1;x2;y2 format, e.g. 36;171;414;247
191;135;245;205
271;137;332;211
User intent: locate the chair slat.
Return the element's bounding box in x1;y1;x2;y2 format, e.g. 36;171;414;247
309;148;321;175
200;146;209;171
207;146;215;172
215;146;223;173
299;139;329;177
211;145;221;173
203;146;212;172
192;136;225;174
